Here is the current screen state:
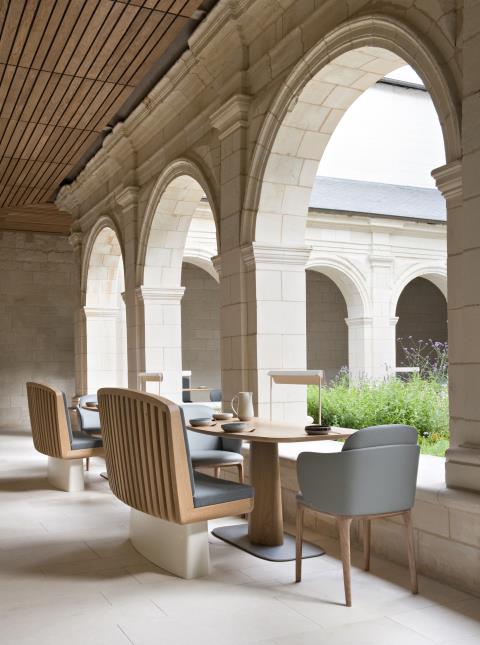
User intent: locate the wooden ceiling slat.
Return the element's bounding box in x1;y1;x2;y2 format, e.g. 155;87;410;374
0;0;207;232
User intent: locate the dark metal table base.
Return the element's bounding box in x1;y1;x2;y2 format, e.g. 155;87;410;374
211;524;324;562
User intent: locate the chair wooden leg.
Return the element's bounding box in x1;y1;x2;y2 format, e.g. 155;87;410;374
214;466;220;478
403;510;418;594
363;519;371;571
295;503;304;582
337;517;353;607
85;457;90;472
237;462;244;483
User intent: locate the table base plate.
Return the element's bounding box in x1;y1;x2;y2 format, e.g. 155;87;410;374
211;524;324;562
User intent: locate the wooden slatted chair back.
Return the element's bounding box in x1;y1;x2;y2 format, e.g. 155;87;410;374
26;382;71;458
98;388;194;523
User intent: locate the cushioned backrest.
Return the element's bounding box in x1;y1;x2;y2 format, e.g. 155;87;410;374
77;394;101;432
342;424;418;451
181;404;220;451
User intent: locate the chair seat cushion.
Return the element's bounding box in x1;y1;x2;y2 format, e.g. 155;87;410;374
193;472;253;508
190;450;243;468
71;431;103;450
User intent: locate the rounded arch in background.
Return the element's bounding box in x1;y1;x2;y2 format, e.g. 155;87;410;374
244;15;460;245
84;224;127;394
137;159;219;289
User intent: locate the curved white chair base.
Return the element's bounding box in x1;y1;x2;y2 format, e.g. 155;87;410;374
47;456;85;492
130;508;210;579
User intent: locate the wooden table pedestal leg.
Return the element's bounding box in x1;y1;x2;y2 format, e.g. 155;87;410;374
248;442;283;546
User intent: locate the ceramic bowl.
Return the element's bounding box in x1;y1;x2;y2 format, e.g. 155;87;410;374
189;418;213;427
213;412;234;421
305;424;331;435
222;421;248;432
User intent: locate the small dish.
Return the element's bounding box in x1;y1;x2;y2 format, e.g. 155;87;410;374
305;424;331;435
213;412;234;421
222;421;251;433
189;418;214;427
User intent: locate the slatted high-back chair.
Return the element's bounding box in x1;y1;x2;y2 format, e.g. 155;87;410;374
26;382;103;491
98;388;254;578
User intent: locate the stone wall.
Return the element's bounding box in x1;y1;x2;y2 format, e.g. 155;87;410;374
0;232;76;431
181;263;221;390
396;277;448;365
306;270;348;381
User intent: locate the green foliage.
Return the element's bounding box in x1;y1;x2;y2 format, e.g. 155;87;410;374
308;373;449;457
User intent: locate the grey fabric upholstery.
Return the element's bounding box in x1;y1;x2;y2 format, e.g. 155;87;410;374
193;472;253;508
342;424;418;451
297;425;419;517
190;450;242;467
76;394;101;434
180;403;243;464
209;388;222;402
62;392;103;451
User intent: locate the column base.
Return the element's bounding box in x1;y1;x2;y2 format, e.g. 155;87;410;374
445;446;480;492
130;508;210;578
47;456;85;492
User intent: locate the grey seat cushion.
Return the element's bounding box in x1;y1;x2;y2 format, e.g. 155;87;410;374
190;450;243;467
193;472;253;508
71;431;103;450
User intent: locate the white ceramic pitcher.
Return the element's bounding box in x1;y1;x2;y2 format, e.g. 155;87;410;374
231;392;254;421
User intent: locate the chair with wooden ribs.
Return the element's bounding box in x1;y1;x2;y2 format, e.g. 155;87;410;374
295;424;420;606
98;388;254;579
26;382;103;492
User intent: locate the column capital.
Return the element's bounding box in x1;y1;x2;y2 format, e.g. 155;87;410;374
68;231;83;257
345;316;373;328
116;185;139;210
83;306;119;319
432;160;462;204
211;254;222;277
136;286;185;303
210;94;251;139
241;242;311;269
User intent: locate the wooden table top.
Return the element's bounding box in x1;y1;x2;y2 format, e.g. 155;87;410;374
187;417;355;443
182;387;212;392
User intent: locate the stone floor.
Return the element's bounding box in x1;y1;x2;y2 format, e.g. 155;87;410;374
1;432;479;645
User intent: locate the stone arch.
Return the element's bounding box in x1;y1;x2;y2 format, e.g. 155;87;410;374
137;158;219;288
243;14;461;245
182;254;218;282
391;265;447;318
84;223;127;394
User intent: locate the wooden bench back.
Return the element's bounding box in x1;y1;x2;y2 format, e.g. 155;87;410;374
98;388;194;523
26;382;71;458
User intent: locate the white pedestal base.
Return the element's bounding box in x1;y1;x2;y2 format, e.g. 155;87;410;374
130;508;210;579
47;456;85;492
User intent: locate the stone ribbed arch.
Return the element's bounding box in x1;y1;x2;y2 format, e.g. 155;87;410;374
243;14;461;245
137;159;219;288
391;265;447;318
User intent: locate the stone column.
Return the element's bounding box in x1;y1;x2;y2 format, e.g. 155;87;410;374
136;286;184;401
369;253;397;378
243;243;311;421
83;306;120;394
210;95;251;408
68;231;87;400
116;186;141;389
433;160;480;491
345;316;373;379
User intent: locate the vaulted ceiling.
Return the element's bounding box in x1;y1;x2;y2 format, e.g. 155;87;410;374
0;0;210;234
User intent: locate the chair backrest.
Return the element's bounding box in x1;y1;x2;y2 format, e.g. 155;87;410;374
180;404;220;451
98;388;196;523
209;388;222;402
342;424;418;451
26;382;72;458
182;375;192;403
77;394;101;433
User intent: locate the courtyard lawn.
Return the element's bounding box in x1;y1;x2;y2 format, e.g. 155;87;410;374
308;373;449;457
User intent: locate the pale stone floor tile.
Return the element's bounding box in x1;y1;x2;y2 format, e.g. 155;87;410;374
1;433;480;645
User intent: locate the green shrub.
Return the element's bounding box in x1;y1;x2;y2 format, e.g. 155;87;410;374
307;373;449;457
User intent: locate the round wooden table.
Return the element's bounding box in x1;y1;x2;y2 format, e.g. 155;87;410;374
188;418;354;561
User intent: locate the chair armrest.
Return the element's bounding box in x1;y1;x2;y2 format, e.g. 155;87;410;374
297;444;419;516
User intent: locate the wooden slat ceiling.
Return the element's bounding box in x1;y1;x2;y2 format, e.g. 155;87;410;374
0;0;206;234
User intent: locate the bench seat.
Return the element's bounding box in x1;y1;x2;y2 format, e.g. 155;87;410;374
193;472;253;508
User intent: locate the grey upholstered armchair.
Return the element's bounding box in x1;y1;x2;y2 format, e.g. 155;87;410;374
295;424;420;606
181;404;244;482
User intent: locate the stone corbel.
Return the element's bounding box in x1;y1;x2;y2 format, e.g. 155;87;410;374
241;242;312;270
210;94;251;139
135;286;185;305
432;159;462;206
